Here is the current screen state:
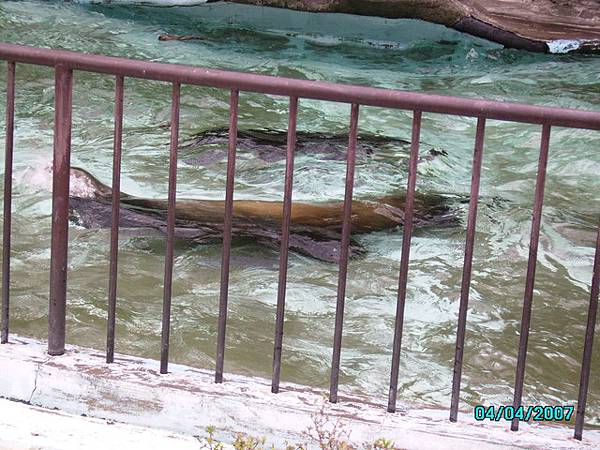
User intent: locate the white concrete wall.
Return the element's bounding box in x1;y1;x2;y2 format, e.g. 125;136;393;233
0;398;216;450
1;335;597;449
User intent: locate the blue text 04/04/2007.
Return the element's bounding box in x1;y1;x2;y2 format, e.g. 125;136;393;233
473;405;575;422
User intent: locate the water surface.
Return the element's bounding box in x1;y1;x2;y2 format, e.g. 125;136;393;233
1;1;599;426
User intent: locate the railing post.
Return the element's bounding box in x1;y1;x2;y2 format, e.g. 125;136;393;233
511;123;551;431
574;219;600;440
215;89;239;383
271;96;298;393
106;75;125;363
48;64;73;356
449;117;486;421
329;103;359;403
387;110;421;413
160;81;181;374
1;61;16;345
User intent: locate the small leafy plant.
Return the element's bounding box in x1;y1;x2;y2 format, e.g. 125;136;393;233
197;402;400;450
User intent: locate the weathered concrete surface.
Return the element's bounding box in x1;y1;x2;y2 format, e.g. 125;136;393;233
202;0;600;52
0;398;217;450
1;335;599;449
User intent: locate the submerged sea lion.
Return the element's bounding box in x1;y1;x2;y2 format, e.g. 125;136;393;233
179;129;448;167
158;34;206;42
68;167;459;262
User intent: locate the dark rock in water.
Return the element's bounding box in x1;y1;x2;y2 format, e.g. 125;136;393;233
179;128;447;167
209;0;600;53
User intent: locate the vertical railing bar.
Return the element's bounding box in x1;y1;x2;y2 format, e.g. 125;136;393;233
271;96;298;394
48;64;73;356
511;123;551;431
387;110;422;413
1;61;15;344
574;219;600;440
215;89;239;384
329;102;359;403
449;116;486;421
106;75;124;363
159;81;180;374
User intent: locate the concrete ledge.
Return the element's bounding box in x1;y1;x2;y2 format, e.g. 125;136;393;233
1;335;598;449
0;398;209;450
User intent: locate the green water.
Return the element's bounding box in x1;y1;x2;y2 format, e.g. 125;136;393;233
1;1;599;426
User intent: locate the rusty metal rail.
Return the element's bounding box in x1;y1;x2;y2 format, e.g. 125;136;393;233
1;43;599;440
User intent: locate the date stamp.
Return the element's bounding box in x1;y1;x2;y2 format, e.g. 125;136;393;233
474;405;575;422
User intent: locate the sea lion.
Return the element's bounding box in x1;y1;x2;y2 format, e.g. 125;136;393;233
68;167;458;262
158;34;206;42
179;129;448;167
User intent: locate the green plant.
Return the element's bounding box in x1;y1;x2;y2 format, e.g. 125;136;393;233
366;438;397;450
196;408;399;450
233;433;267;450
198;425;225;450
302;400;354;450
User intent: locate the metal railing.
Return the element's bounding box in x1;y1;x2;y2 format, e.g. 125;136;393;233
0;43;599;440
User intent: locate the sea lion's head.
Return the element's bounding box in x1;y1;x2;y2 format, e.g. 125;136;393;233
69;167;112;201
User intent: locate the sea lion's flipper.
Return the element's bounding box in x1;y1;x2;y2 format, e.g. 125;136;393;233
288;233;365;263
69;197;161;230
250;231;365;263
69;197;217;242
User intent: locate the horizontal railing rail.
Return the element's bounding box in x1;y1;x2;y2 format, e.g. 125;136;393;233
0;43;599;442
1;43;600;130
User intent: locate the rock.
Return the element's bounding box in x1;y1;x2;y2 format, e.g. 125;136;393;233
202;0;600;53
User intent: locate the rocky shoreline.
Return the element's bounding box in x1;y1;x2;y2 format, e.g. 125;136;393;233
137;0;600;53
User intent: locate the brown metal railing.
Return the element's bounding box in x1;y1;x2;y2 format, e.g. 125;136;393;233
0;43;599;440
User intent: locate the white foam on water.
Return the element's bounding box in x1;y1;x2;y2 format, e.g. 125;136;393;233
466;47;479;61
15;159;53;194
69;170;103;199
297;33;407;50
15;160;98;199
547;39;582;54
